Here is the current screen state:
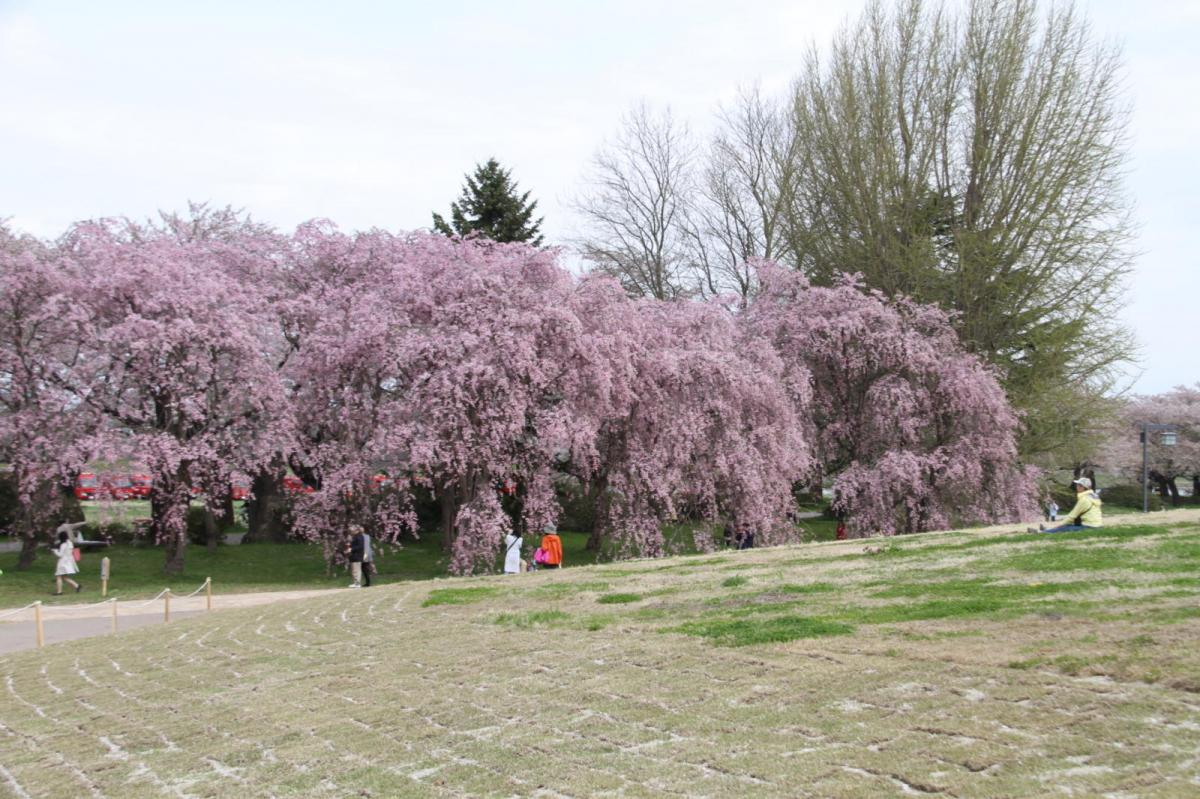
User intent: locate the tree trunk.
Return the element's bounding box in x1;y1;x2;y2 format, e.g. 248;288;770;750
585;476;610;552
164;529;186;574
1193;475;1200;504
154;463;191;575
15;479;82;571
439;481;459;554
16;501;39;571
245;464;288;543
204;505;219;552
219;490;235;531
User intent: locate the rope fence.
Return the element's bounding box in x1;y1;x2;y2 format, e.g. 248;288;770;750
0;577;213;649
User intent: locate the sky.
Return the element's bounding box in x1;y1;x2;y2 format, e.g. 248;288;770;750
0;0;1195;394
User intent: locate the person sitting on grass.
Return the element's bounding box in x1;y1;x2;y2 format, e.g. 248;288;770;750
1029;478;1102;533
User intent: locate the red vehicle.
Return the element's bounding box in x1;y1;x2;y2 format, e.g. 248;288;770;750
282;475;314;494
129;474;152;498
371;474;393;490
101;474;135;501
74;472;100;500
231;479;251;501
74;472;134;500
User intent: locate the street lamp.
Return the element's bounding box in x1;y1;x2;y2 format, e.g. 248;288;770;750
1141;422;1178;513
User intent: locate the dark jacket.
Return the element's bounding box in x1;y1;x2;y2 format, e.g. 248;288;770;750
349;533;365;563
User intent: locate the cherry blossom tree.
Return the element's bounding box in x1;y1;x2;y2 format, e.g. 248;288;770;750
744;263;1038;535
1106;386;1200;505
577;296;811;557
278;229;631;573
49;217;292;573
0;223;96;569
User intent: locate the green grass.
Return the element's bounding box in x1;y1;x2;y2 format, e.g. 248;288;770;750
421;586;500;607
493;610;570;628
596;592;642;604
721;576;749;588
671;614;854;646
0;527;616;608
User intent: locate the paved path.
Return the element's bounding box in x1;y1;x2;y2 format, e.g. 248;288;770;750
0;588;339;655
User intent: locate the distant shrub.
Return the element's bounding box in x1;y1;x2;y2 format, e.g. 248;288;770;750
1100;484;1161;511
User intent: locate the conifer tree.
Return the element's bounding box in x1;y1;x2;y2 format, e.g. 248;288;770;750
432;158;544;245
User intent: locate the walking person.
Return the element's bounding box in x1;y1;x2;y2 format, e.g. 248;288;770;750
361;529;373;587
347;525;366;588
52;530;82;595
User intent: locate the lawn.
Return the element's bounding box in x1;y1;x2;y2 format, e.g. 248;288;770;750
1;509;765;608
1;509;1198;796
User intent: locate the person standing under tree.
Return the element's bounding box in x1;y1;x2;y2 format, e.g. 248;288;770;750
52;530;81;594
361;529;373;587
347;525;366;588
503;528;522;574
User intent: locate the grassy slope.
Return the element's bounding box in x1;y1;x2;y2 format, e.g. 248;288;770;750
2;512;1198;797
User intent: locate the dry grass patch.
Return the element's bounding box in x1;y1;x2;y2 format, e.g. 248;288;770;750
2;513;1199;797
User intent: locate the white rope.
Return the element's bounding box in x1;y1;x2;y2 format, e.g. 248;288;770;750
176;578;210;599
40;597;120;614
127;589;171;609
0;602;40;621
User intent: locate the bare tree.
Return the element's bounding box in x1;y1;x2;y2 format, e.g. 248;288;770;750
572;103;698;300
689;85;797;299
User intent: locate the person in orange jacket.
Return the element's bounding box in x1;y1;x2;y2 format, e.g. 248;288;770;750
538;524;563;569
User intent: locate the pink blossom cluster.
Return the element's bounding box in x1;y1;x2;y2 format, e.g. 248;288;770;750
0;212;1038;573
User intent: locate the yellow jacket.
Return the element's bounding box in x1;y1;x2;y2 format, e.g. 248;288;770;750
1064;491;1102;527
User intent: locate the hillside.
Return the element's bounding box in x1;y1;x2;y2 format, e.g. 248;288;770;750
2;511;1199;798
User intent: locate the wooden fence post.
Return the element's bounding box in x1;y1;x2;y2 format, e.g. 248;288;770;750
110;598;118;634
100;556;111;597
34;601;44;649
163;589;171;623
205;577;212;612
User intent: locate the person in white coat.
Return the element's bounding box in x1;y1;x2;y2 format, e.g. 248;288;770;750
52;530;81;595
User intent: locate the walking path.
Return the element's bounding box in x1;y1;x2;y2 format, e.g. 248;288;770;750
0;587;338;655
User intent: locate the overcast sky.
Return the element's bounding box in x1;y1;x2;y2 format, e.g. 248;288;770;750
1;0;1195;394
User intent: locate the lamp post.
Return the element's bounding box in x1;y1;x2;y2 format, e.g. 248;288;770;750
1141;422;1178;513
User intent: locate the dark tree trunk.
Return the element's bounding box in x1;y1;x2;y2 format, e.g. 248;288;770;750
244;464;289;543
155;463;190;575
585;476;610;552
219;490;235;531
16;479;83;571
164;531;186;574
1193;475;1200;504
204;505;219;552
16;502;39;571
439;481;459;554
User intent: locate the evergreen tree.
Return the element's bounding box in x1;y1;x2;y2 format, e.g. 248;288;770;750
432;158;544;245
